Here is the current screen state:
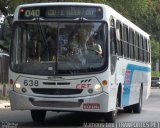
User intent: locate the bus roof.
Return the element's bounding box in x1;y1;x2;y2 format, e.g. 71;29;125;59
14;2;149;38
16;2;104;7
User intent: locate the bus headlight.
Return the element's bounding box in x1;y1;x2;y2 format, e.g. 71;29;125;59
94;84;101;91
15;83;21;89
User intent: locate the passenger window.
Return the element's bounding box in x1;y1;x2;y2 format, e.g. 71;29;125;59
116;21;123;56
123;25;129;58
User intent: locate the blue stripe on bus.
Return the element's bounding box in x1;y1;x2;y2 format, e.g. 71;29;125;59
122;64;151;107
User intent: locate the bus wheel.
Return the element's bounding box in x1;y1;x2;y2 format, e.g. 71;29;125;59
31;110;46;122
132;87;143;113
104;110;117;123
104;98;118;123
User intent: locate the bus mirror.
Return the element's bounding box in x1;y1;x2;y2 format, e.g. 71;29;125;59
116;29;120;41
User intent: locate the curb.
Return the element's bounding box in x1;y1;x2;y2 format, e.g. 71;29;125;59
0;101;10;109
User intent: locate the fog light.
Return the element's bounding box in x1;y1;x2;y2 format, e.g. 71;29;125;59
88;88;93;94
22;88;27;93
94;84;101;91
15;83;21;89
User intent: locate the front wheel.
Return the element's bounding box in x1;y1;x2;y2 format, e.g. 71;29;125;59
103;110;117;123
31;110;46;122
104;98;118;123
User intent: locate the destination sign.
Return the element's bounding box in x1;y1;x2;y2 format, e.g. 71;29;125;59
19;6;103;19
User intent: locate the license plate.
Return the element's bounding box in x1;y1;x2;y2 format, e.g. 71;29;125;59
83;103;100;109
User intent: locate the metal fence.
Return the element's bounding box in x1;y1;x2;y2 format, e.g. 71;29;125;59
0;53;9;83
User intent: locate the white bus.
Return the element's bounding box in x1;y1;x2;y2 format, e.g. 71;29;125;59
9;2;151;123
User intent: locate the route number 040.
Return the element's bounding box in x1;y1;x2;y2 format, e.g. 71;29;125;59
25;9;40;17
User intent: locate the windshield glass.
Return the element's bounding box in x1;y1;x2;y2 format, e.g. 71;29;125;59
11;21;107;75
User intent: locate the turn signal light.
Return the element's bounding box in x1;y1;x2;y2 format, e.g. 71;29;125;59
102;80;108;86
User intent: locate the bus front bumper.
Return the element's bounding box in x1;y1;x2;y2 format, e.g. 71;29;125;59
9;91;109;113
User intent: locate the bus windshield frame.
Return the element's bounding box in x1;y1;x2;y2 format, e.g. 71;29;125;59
10;20;108;75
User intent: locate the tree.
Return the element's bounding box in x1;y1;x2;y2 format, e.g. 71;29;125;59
151;38;160;71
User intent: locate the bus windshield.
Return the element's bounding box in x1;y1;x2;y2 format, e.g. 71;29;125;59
11;21;107;75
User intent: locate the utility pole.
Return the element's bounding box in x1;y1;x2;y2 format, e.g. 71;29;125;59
156;59;159;72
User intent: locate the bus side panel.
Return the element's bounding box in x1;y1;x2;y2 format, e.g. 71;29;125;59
129;70;151;105
121;64;151;107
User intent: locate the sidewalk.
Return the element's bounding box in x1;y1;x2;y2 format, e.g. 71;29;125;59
0;84;10;109
0;100;10;109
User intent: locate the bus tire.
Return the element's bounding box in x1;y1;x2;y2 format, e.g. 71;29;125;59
31;110;46;122
104;110;116;123
104;98;118;123
132;87;143;113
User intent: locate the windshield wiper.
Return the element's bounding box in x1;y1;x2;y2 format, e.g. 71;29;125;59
36;17;49;61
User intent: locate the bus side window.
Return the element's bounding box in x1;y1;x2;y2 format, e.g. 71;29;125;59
141;36;145;62
135;32;139;60
148;41;151;63
110;18;117;74
145;39;149;63
143;38;147;62
110;27;117;55
116;21;123;56
139;35;143;61
129;29;134;59
122;25;129;58
110;17;117;55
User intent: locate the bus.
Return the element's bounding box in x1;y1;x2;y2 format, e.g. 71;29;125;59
9;2;151;123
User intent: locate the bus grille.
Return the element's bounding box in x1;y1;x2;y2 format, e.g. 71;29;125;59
31;88;83;95
31;101;82;108
43;82;70;85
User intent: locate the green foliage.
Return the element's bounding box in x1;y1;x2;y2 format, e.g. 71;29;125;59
0;96;9;100
151;38;160;70
152;71;160;77
107;0;148;19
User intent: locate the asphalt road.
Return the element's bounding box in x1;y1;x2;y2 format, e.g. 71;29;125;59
0;88;160;128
